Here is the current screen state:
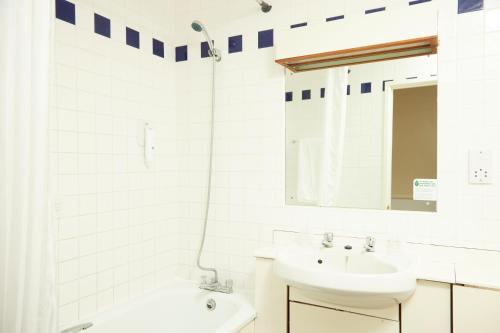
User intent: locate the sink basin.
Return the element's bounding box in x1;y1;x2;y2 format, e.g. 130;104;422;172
273;247;416;308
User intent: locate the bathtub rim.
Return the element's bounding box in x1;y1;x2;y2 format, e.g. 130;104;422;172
59;278;256;333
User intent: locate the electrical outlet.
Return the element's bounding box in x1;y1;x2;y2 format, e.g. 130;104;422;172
469;150;492;184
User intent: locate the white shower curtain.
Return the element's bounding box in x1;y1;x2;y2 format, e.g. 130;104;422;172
317;67;349;206
0;0;57;333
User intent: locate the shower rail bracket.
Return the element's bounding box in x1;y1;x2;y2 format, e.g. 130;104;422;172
60;322;93;333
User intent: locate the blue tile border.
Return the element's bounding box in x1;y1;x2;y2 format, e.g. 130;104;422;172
176;45;188;62
326;15;345;22
201;41;210;58
152;39;164;58
53;0;474;64
228;35;243;54
458;0;483;14
94;13;111;38
365;7;386;14
287;74;437;101
361;82;372;94
126;27;140;49
258;29;274;49
409;0;432;5
290;22;308;29
55;0;75;25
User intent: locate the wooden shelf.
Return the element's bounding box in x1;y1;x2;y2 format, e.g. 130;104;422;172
275;36;438;73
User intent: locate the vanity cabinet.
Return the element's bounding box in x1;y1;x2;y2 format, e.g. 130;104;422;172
287;281;451;333
255;257;482;333
453;285;500;333
254;258;287;333
401;280;451;333
290;302;399;333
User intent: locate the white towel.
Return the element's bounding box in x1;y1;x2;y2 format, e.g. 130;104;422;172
297;138;323;203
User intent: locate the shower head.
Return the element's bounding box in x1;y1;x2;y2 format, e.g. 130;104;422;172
191;21;203;32
191;20;221;62
256;0;272;13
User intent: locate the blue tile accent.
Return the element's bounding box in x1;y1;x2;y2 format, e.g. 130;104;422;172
320;88;325;98
201;41;210;58
94;14;110;38
176;45;188;62
409;0;432;5
383;80;394;91
126;27;140;49
258;29;274;49
326;15;345;22
361;82;372;94
152;39;164;58
285;92;293;102
365;7;386;14
55;0;75;25
302;90;311;100
347;85;351;96
228;35;243;54
458;0;483;14
291;22;308;29
406;76;418;79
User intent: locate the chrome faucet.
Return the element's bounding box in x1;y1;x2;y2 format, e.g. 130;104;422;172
364;236;376;252
199;276;233;294
321;232;334;248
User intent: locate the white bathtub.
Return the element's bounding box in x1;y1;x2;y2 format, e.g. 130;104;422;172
70;281;256;333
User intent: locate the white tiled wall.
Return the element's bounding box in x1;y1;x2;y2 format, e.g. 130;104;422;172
50;0;177;327
51;0;500;318
173;0;500;299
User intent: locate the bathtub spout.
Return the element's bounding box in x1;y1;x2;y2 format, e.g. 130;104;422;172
199;277;233;294
60;322;93;333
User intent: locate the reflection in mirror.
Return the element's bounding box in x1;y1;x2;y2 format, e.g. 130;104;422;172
285;55;437;212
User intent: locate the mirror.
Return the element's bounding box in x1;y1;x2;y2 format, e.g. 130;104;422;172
285;54;437;212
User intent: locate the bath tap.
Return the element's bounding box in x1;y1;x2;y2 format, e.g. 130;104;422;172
321;232;334;248
60;323;93;333
199;276;233;294
364;236;376;252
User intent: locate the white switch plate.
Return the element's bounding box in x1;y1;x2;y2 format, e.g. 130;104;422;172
469;150;492;184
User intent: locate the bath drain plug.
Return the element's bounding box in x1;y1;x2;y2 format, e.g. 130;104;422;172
207;298;216;311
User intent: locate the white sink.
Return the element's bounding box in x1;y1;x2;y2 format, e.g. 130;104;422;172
273;246;416;308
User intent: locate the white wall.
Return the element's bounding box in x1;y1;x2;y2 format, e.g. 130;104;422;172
50;0;177;327
50;0;500;315
173;0;500;300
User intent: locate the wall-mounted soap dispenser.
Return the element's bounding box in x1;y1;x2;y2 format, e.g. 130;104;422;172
137;121;155;168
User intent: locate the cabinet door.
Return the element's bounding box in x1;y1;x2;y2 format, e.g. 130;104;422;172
401;280;451;333
454;285;500;333
290;302;399;333
254;258;287;333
